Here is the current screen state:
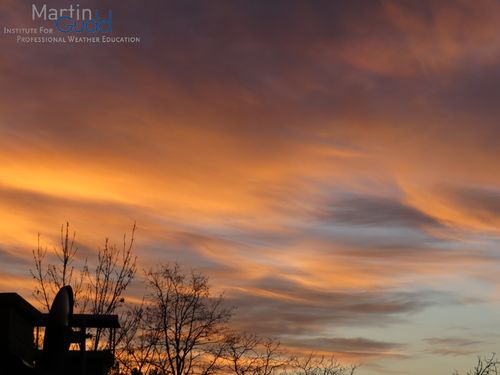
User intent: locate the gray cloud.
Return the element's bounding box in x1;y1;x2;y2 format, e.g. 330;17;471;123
227;276;457;337
425;337;484;356
286;336;405;357
0;246;31;268
319;195;441;228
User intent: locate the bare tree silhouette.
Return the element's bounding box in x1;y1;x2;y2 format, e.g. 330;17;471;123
30;225;359;375
141;263;232;375
453;353;499;375
224;332;287;375
30;222;138;356
31;222;88;311
286;353;358;375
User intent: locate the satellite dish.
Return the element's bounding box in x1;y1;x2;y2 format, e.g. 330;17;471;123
42;285;74;373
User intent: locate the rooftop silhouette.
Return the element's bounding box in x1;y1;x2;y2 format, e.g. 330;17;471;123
0;285;119;375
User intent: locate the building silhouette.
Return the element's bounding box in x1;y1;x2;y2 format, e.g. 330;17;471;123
0;286;119;375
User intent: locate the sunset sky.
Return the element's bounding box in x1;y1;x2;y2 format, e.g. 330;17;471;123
2;1;500;374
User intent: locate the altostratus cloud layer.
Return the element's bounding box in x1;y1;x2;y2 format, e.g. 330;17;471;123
1;1;500;374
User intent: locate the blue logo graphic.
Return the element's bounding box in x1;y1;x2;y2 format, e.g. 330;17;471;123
56;10;112;33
